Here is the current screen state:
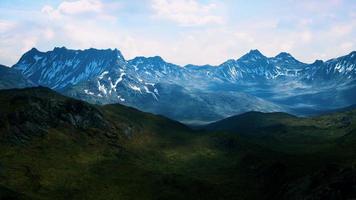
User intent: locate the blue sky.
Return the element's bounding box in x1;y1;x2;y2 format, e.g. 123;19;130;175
0;0;355;66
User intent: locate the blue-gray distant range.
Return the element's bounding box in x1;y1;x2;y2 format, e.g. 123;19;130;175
2;47;355;124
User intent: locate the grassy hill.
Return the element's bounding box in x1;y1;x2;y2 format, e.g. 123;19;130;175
204;110;356;152
0;87;355;199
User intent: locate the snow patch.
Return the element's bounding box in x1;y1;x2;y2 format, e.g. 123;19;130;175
144;86;158;100
97;81;107;95
145;82;155;86
84;89;94;95
144;86;150;93
346;64;354;72
117;95;125;102
98;71;109;79
132;65;138;71
110;73;126;91
128;84;141;92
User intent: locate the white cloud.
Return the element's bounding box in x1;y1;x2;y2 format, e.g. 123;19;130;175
57;0;103;15
329;24;353;36
151;0;224;26
41;5;61;19
41;0;103;19
340;42;353;51
0;20;16;33
0;0;354;67
295;0;343;12
43;28;55;40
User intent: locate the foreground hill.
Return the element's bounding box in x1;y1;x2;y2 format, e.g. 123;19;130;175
203;110;356;152
0;87;355;199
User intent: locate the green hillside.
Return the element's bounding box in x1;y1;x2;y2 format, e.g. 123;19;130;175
0;87;355;200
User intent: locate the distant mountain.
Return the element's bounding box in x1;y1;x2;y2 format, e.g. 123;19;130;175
13;47;126;89
304;51;356;83
0;64;33;89
11;47;356;123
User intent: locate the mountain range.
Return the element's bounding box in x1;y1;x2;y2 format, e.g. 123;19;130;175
3;47;356;123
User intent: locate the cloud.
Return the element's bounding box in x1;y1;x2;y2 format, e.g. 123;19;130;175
295;0;343;12
43;28;55;40
41;0;119;21
41;0;103;19
56;0;103;15
0;20;16;33
21;37;38;52
151;0;224;26
0;0;354;67
329;24;353;36
0;0;122;65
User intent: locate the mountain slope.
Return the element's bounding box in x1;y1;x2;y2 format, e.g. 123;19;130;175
204;108;356;136
204;111;298;134
203;108;356;153
0;86;187;144
65;82;285;124
0;87;356;199
13;47;126;89
0;64;33;89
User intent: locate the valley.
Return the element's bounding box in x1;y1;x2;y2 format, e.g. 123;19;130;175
0;87;355;200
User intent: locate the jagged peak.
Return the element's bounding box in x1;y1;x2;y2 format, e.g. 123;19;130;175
52;46;120;54
150;56;165;62
273;52;303;64
249;49;263;55
21;47;42;56
43;47;125;60
131;55;166;63
275;52;294;59
14;47;126;71
29;47;40;53
220;59;237;67
239;49;266;61
247;49;264;57
53;46;67;51
14;47;43;66
312;59;324;65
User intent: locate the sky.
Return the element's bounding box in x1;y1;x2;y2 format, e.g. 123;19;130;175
0;0;355;66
